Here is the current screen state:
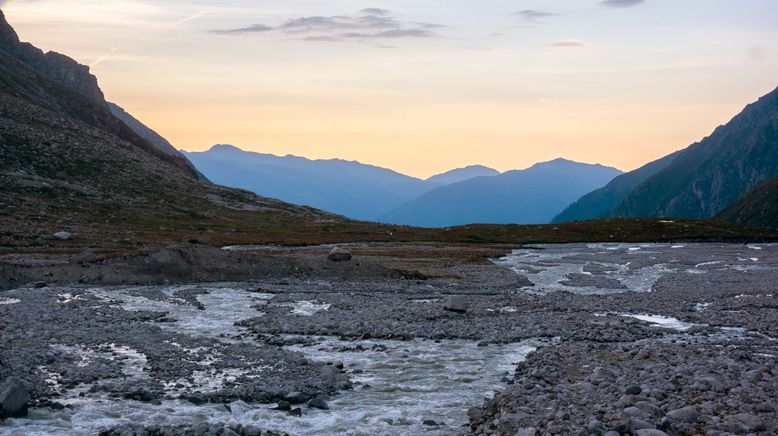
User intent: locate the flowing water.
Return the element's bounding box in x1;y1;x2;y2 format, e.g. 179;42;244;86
2;285;537;435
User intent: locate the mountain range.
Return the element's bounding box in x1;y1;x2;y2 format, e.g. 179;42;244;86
184;146;623;226
554;86;778;224
380;159;622;227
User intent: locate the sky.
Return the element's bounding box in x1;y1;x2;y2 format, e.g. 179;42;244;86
2;0;778;178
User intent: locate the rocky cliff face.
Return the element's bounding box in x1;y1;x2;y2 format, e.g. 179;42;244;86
0;11;104;103
716;175;778;229
612;86;778;219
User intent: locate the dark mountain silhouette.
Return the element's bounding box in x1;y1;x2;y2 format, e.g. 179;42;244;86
0;9;360;248
426;165;500;185
552;151;681;223
716;175;778;229
380;159;622;227
183;145;444;221
611;86;778;219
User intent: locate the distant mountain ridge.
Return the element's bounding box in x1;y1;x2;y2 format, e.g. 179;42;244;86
380;159;622;227
184;145;443;221
426;165;499;185
185;146;622;225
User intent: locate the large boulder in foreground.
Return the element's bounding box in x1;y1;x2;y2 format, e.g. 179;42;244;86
0;377;30;419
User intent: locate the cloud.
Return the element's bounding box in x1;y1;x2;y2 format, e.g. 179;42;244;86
601;0;645;8
516;9;557;22
211;8;443;42
546;39;588;48
212;23;274;35
89;48;119;67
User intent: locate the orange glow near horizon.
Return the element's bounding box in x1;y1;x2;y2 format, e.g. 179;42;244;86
3;0;778;178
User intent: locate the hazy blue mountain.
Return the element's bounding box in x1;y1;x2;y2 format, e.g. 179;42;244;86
552;151;681;223
611;86;778;219
426;165;500;185
183;145;442;220
379;159;622;227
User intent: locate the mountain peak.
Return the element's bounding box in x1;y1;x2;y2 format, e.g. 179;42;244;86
0;10;21;48
426;165;500;185
209;144;244;153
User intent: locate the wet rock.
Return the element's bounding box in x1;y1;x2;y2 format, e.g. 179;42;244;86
275;401;291;411
442;296;468;313
635;430;668;436
289;407;302;417
285;391;306;404
515;428;536;436
422;419;439;426
307;398;329;410
327;247;352;262
0;377;30;419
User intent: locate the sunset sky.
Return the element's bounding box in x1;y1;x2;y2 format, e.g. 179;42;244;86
2;0;777;178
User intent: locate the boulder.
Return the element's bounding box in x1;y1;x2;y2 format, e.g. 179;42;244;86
308;398;329;410
285;392;306;404
442;296;468;313
53;231;72;240
327;247;352;262
0;377;30;419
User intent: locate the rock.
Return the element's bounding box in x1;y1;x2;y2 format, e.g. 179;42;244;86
590;367;617;383
333;360;344;369
327;247;352;262
275;401;291;411
723;413;764;433
467;407;482;422
422;419;438;426
635;430;669;436
666;406;698;424
308;398;329;410
625;385;642;395
515;428;537;436
33;281;47;289
53;231;72;240
289;407;302;417
285;392;307;404
0;377;30;419
442;296;468;313
73;248;99;263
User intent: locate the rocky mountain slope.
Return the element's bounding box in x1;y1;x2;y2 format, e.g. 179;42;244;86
716;174;778;229
380;159;622;227
612;86;778;219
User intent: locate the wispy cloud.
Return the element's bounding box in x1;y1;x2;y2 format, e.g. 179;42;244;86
89;47;119;67
211;8;444;42
516;9;557;22
547;39;588;48
602;0;645;8
176;10;209;25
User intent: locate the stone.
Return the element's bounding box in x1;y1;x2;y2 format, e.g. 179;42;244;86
666;406;698;424
307;398;329;410
285;392;306;404
53;231;72;240
467;407;482;422
289;407;302;417
442;296;468;313
625;385;642;395
73;248;99;263
422;419;438;426
0;377;30;419
635;430;669;436
275;401;291;411
327;247;352;262
333;360;344;370
515;428;537;436
723;413;764;433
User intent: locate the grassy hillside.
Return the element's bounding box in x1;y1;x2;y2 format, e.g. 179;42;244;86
716;175;778;229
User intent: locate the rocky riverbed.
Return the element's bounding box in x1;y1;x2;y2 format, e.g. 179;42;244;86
1;242;777;435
